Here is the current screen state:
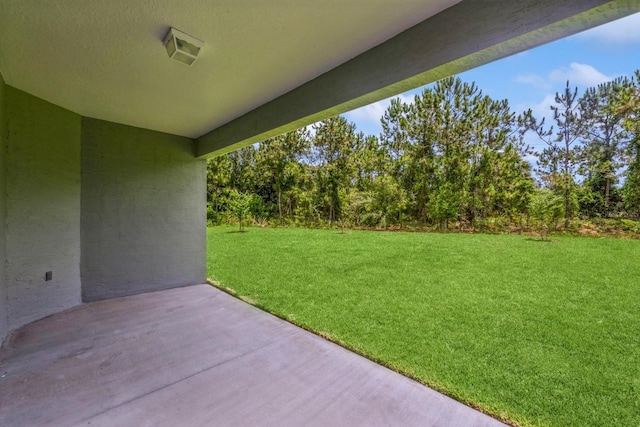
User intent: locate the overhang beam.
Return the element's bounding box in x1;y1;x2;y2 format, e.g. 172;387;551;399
196;0;640;158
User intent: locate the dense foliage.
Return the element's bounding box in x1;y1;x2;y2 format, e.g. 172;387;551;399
207;74;640;232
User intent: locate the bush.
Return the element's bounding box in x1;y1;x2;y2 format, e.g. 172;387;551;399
529;189;564;240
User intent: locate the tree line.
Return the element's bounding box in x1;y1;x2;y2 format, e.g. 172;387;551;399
207;73;640;233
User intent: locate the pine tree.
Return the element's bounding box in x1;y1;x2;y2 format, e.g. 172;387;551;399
523;81;584;228
312;116;357;225
618;70;640;216
579;77;631;216
256;128;310;224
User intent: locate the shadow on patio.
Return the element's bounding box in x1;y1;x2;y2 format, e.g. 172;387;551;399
1;284;505;426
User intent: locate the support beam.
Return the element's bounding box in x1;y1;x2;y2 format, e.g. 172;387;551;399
196;0;639;158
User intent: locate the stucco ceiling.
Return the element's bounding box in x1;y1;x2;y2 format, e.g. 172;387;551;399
0;0;460;138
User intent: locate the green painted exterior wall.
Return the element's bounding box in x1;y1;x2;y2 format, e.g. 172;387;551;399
0;87;206;337
81;118;206;302
0;73;8;343
5;86;82;330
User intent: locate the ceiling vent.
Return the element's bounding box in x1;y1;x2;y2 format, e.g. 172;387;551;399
163;27;204;66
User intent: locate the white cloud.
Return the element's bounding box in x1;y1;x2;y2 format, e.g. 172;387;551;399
514;64;611;126
515;63;611;91
516;64;615;145
517;93;556;123
344;93;415;135
346;100;391;124
548;62;612;87
514;73;551;90
574;12;640;45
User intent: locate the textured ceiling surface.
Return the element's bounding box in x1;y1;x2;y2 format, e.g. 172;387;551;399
0;0;459;138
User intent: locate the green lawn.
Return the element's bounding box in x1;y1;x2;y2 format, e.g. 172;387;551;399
206;226;640;427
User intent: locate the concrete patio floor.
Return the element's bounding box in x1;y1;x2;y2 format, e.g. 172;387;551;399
0;284;506;426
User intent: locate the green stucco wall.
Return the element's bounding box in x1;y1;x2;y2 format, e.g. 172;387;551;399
81;118;206;302
0;73;8;343
0;85;206;339
5;87;82;330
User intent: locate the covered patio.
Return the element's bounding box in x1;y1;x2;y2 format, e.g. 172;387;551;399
1;1;639;425
1;284;504;426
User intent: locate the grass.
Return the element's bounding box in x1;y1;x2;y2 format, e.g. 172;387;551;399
206;226;640;426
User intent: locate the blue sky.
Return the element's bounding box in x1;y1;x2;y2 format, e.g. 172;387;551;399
343;12;640;152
